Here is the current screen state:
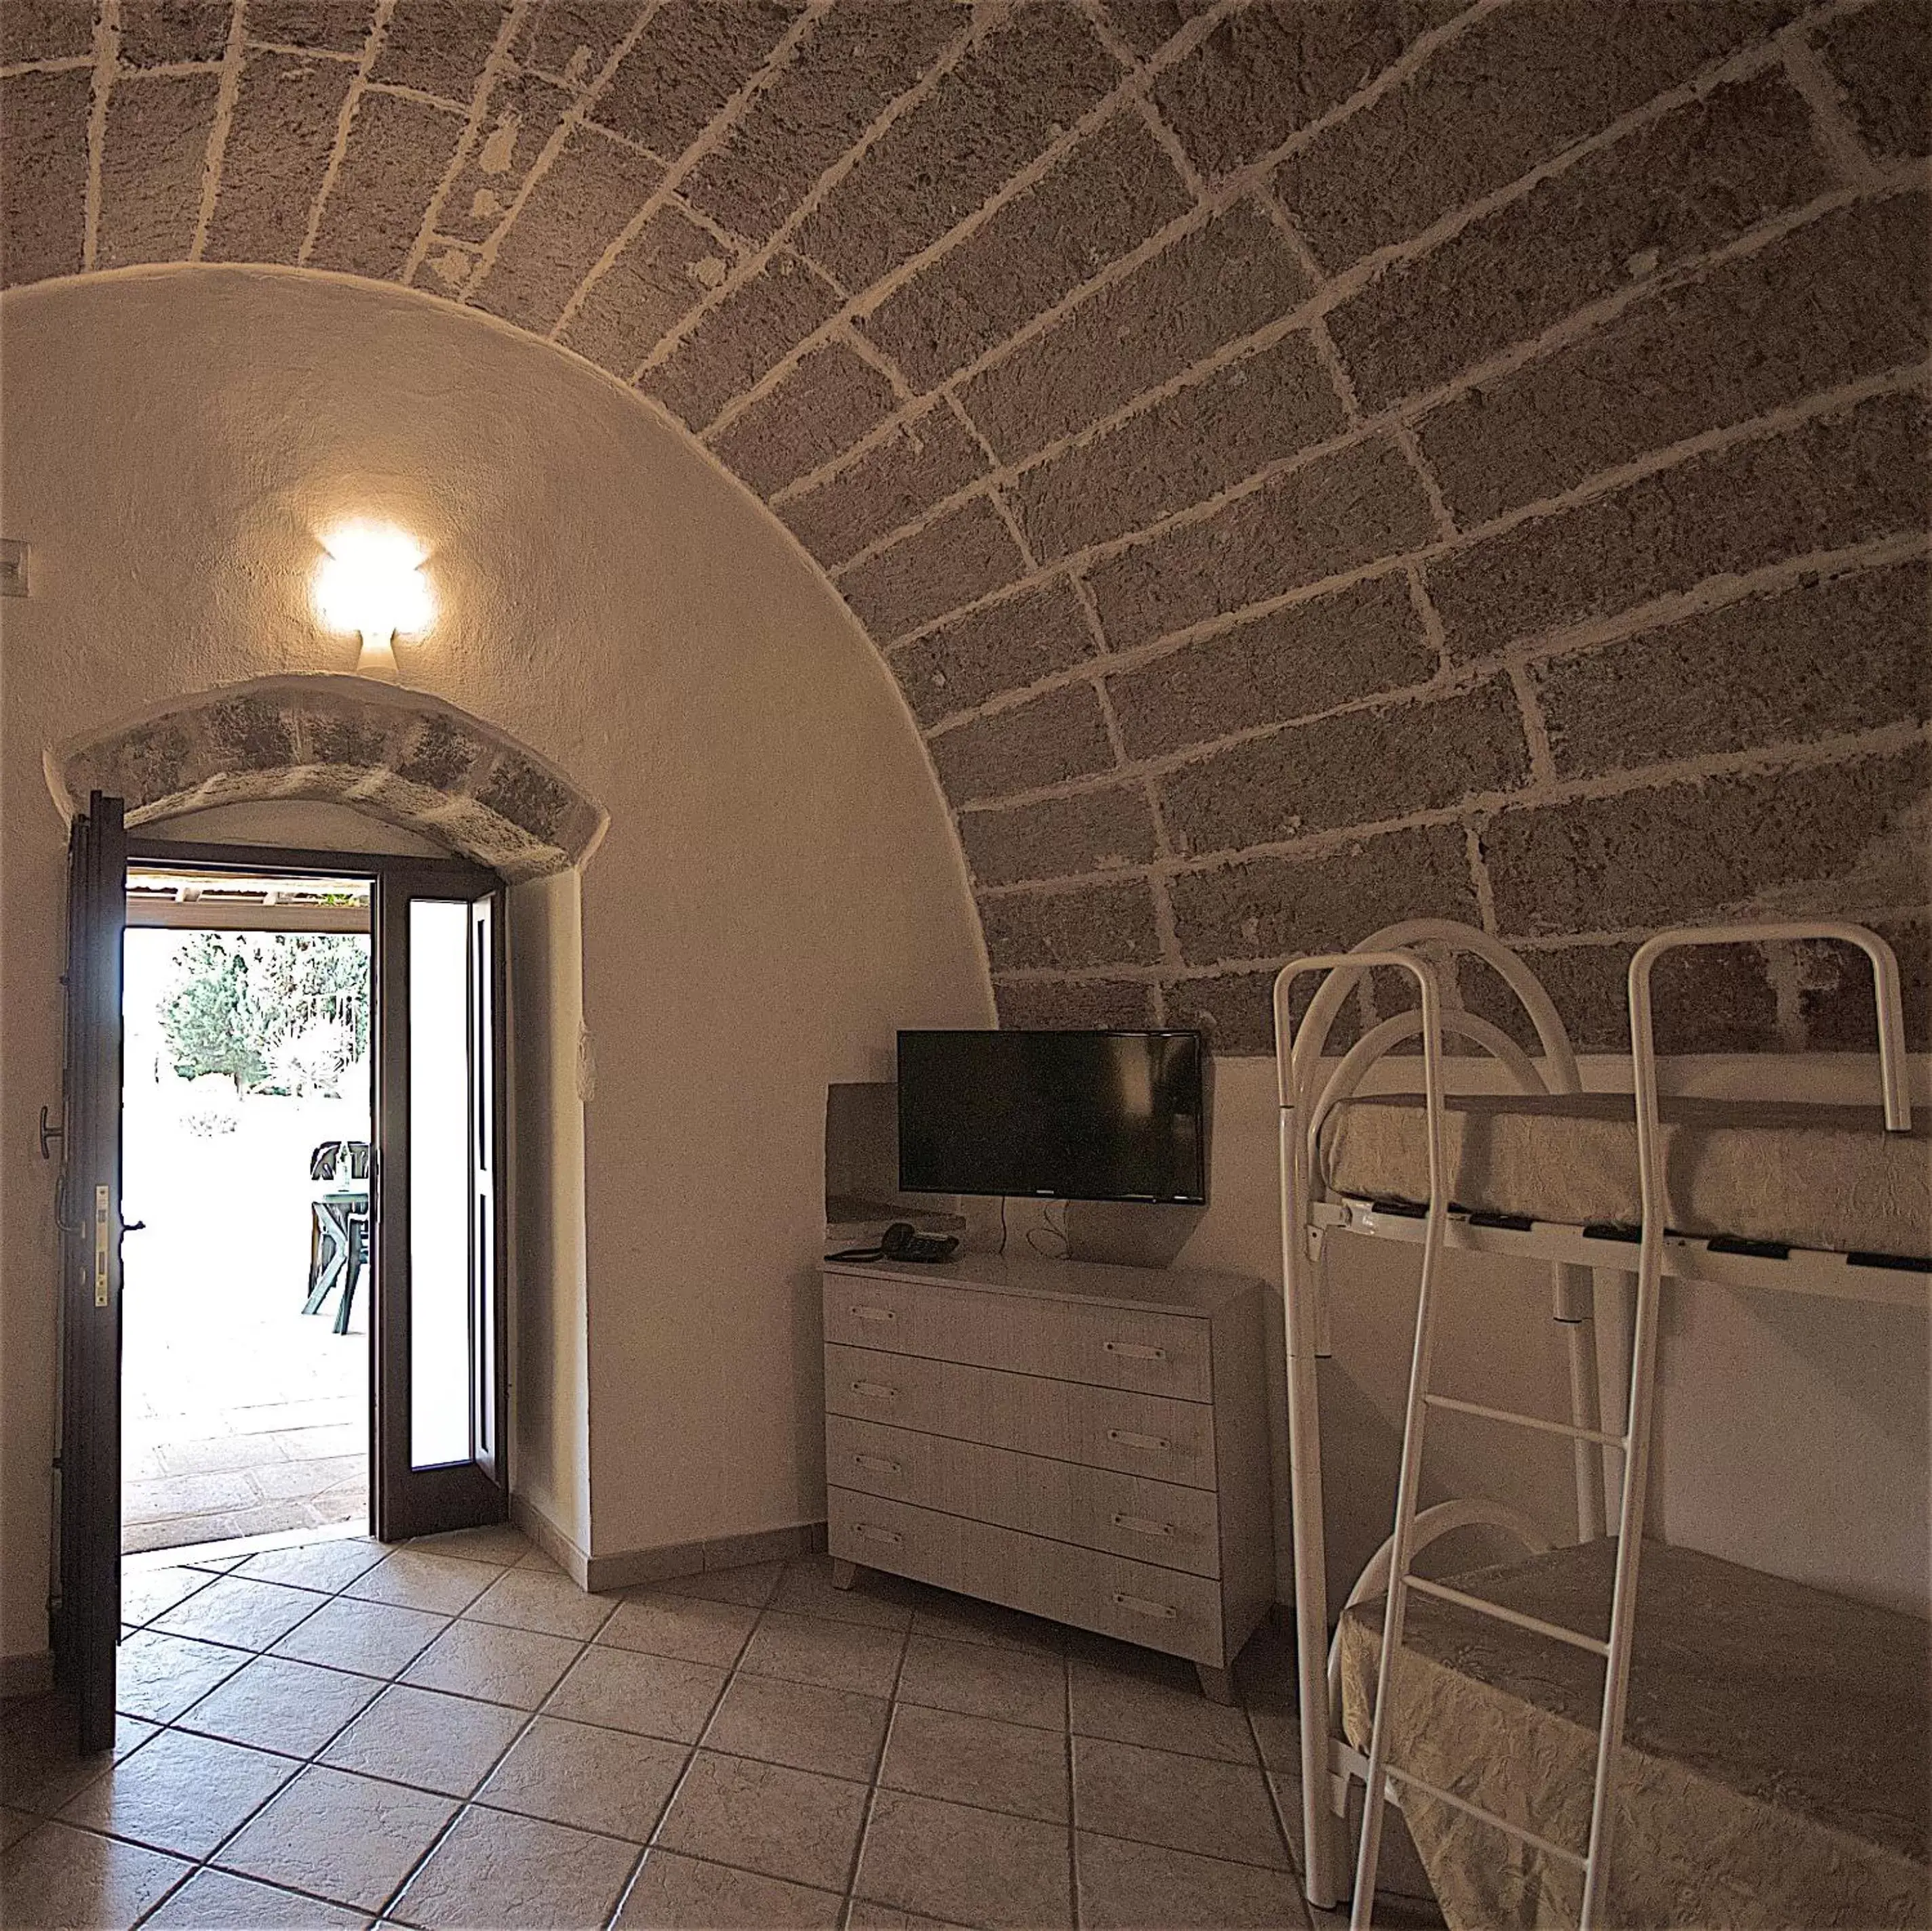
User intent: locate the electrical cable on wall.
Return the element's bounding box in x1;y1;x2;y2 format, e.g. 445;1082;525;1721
1027;1201;1069;1259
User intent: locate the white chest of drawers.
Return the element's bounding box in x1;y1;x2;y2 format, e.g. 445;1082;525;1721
822;1251;1274;1700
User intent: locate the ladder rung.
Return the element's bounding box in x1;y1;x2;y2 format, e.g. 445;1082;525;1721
1423;1392;1623;1447
1404;1576;1610;1656
1383;1763;1588;1869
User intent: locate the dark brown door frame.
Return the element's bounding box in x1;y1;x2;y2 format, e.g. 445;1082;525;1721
56;793;127;1753
119;835;511;1544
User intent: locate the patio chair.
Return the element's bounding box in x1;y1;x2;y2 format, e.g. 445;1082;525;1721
304;1141;371;1331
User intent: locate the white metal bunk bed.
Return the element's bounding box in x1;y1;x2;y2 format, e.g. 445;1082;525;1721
1271;918;1930;1930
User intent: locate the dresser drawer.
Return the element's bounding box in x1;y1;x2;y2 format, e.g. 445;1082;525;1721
825;1344;1215;1489
823;1343;945;1429
960;1516;1226;1664
827;1415;1221;1578
833;1493;1225;1666
827;1488;962;1593
825;1273;1210;1401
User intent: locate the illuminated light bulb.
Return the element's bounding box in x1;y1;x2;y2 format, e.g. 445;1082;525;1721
313;522;434;681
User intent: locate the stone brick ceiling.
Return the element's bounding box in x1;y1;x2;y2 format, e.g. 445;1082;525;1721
4;0;1927;1051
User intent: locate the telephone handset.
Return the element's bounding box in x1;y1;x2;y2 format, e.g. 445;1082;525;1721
882;1221;958;1262
827;1221;960;1265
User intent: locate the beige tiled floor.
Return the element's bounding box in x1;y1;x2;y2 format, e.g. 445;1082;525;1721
2;1527;1446;1929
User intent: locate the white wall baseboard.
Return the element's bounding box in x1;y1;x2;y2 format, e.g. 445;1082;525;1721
509;1493;590;1588
580;1521;827;1595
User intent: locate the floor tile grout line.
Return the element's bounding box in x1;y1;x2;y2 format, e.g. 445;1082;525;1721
1246;1694;1303;1881
171;1588;686;1921
77;1629;1282;1821
367;1621;602;1926
599;1607;751;1931
836;1581;919;1911
54;1534;1330;1922
110;1548;528;1928
111;1628;423;1929
123;1542;526;1785
1065;1641;1081;1927
125;1613;1308;1783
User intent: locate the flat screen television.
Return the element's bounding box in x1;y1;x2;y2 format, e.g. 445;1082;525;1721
896;1029;1206;1204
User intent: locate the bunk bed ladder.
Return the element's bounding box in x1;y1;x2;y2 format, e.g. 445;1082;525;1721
1345;918;1911;1931
1336;974;1629;1928
1276;925;1596;1911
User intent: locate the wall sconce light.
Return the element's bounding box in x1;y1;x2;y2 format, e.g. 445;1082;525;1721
313;522;433;681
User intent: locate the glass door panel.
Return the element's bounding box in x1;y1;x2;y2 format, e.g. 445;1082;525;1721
408;899;473;1469
471;895;500;1479
373;863;507;1540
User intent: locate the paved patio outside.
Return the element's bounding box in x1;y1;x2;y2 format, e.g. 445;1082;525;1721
122;1058;370;1555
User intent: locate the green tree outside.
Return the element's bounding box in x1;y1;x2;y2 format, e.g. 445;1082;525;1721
160;933;370;1096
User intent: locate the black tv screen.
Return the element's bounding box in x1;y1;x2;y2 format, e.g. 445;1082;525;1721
897;1030;1206;1204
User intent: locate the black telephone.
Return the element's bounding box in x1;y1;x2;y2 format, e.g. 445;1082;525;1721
827;1221;960;1265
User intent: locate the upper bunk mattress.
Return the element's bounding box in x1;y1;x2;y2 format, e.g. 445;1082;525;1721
1318;1092;1932;1261
1338;1538;1931;1930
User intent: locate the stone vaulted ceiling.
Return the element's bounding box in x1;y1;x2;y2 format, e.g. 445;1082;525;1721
3;0;1928;1053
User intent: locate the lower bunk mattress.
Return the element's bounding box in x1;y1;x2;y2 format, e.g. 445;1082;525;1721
1319;1092;1932;1262
1338;1539;1931;1930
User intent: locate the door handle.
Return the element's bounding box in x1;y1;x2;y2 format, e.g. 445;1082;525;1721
38;1106;63;1160
122;1220;147;1233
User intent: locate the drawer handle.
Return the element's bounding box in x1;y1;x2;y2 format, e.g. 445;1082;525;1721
1107;1428;1172;1452
850;1305;896;1322
854;1454;901;1473
1111;1513;1174;1538
851;1380;899;1401
1113;1591;1178;1621
854;1523;903;1546
1104;1341;1167;1361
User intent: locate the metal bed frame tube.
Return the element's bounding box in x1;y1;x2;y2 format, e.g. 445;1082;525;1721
1326;1498;1551;1727
1276;978;1343;1907
1278;916;1910;1921
1275;950;1450;1924
1338;955;1447;1930
1274;921;1595;1911
1575;919;1910;1929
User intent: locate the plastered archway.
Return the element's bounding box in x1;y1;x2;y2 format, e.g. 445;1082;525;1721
1;266;996;1671
50;675;608;880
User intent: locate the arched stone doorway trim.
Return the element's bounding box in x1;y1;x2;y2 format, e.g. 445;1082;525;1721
47;675;606;880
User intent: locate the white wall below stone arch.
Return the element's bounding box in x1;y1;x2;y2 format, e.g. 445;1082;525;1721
0;266;993;1664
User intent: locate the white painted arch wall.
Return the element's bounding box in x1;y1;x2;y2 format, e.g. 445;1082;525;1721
0;265;993;1664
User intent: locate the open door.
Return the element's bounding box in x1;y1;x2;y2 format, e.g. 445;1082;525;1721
54;791;127;1753
371;862;509;1540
